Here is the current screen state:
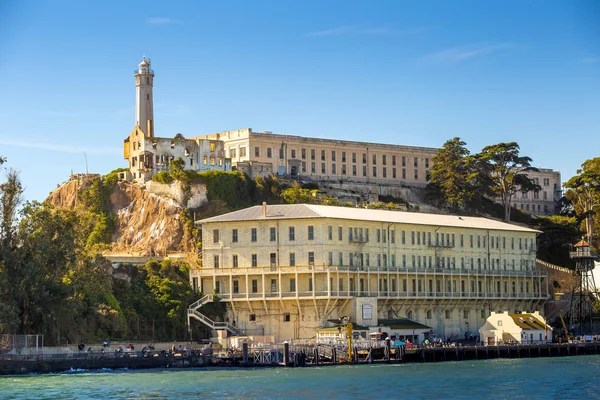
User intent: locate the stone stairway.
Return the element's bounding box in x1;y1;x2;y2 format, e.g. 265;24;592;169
187;294;242;335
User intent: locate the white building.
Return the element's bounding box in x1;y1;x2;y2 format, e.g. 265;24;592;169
479;311;552;345
123;58;231;183
190;203;549;342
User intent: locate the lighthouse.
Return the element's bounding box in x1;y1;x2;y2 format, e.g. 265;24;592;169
134;57;154;137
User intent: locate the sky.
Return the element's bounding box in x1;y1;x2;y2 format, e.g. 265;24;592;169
0;0;599;202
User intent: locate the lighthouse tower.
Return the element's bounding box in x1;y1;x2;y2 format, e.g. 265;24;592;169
134;57;154;137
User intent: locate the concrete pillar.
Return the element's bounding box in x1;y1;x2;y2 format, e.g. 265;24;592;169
283;341;289;367
242;342;248;363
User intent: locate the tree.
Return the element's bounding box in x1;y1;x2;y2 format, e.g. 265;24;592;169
427;138;478;212
564;157;600;247
280;182;313;204
476;142;540;222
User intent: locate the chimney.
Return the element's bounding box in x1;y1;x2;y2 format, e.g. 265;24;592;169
262;202;267;217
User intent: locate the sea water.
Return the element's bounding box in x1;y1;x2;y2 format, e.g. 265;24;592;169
1;356;599;399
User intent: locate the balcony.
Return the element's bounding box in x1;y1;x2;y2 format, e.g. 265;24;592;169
197;264;546;278
348;236;368;244
214;289;547;302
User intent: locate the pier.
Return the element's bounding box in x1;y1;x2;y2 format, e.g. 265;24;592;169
2;341;600;375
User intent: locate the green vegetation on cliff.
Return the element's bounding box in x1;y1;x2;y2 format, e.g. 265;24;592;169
0;161;198;344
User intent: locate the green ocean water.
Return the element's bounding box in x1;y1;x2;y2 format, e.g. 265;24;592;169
1;356;599;399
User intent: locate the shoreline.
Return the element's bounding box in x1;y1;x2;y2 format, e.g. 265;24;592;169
2;342;600;376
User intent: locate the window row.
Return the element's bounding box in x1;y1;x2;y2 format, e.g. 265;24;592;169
214;227;535;252
213;276;540;298
211;251;534;271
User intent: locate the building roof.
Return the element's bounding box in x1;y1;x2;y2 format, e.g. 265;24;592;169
574;239;590;248
508;314;551;330
377;318;432;330
197;204;539;233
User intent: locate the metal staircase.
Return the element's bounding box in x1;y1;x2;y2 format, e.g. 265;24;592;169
187;294;242;335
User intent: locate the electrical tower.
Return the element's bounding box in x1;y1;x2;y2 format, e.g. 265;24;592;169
568;239;598;336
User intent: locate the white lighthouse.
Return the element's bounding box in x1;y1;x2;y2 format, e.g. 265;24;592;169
134;56;154;137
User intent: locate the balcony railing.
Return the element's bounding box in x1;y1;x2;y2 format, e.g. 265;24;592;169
214;290;547;301
200;264;545;277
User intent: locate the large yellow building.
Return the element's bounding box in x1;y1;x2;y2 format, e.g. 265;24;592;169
190;204;548;342
199;128;561;215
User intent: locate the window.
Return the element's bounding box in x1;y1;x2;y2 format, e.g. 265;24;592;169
240;147;247;157
481;310;486;319
414;157;418;167
267;148;272;158
363;166;367;177
338;226;343;241
321;163;326;174
251;254;257;267
342;164;346;175
231;229;238;243
308;251;315;265
291;149;296;158
232;255;238;268
311;162;316;173
279;148;284;159
463;310;469;319
290;278;296;292
328;226;333;240
249;313;256;321
213;229;220;243
255;146;260;157
230;148;237;158
308;226;314;240
311;149;316;160
414;169;418;179
251;228;257;242
352;153;357;163
271;279;277;292
373;166;377;177
302;148;306;159
372;154;377;165
332;164;337;174
270;253;277;266
352;165;357;176
309;277;313;291
289;226;295;241
382;155;387;165
215;280;220;293
445;310;451;319
251;280;258;293
321;150;326;161
383;167;387;178
342;152;346;162
283;313;291;322
270;227;276;242
289;253;295;266
233;280;239;293
331;151;336;161
213;255;220;268
362;153;367;164
426;310;432;319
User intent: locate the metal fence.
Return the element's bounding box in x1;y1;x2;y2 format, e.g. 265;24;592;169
0;335;44;354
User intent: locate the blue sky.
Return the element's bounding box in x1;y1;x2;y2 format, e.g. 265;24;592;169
0;0;598;202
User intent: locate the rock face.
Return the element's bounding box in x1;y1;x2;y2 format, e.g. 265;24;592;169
46;179;193;257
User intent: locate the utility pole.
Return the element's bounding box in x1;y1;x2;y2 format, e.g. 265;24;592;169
82;152;88;175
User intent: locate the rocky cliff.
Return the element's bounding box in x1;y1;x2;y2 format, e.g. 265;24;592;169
46;179;193;257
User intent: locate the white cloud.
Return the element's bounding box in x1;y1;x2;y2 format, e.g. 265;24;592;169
422;43;520;63
146;17;181;25
306;26;420;37
0;139;121;156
